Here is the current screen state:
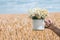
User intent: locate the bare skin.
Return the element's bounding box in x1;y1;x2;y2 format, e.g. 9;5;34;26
45;19;60;37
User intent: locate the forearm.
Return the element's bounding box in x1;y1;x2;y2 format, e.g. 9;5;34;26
50;25;60;37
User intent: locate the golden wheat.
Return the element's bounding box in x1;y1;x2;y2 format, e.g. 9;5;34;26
0;13;60;40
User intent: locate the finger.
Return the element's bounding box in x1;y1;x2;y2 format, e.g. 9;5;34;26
45;22;49;28
45;23;49;26
48;19;53;24
44;20;50;24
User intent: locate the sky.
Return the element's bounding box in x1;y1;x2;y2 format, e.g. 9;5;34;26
0;0;60;14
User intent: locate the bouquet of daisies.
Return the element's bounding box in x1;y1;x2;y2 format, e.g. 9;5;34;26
29;8;48;19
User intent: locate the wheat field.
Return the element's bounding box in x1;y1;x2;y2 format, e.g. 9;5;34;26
0;13;60;40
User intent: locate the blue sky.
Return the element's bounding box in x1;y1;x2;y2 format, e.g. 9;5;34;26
0;0;60;14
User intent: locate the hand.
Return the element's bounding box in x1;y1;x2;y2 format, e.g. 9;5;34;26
44;19;54;29
45;18;60;37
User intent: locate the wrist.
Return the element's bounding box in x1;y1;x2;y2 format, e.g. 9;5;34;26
49;24;57;30
48;24;56;30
